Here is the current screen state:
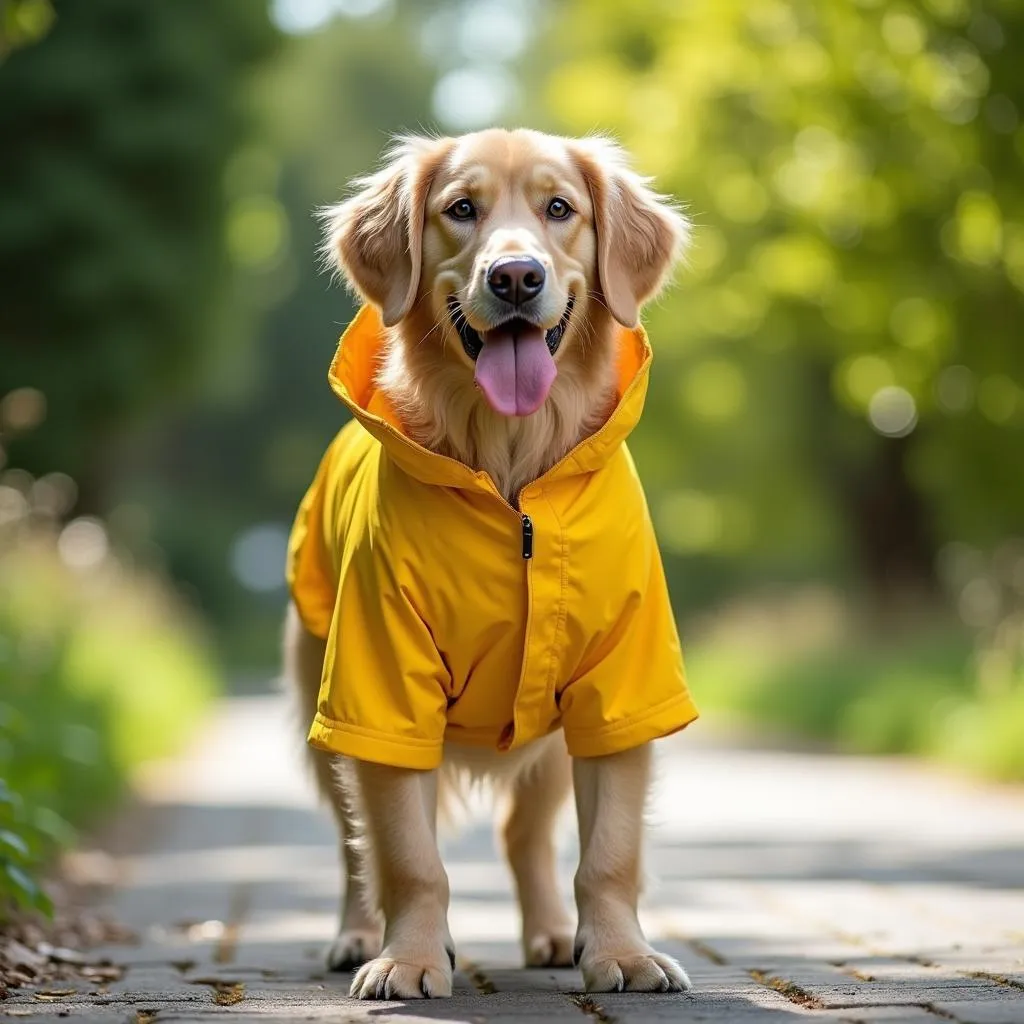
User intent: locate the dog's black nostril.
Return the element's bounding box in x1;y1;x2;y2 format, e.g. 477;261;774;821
489;269;512;300
487;256;546;305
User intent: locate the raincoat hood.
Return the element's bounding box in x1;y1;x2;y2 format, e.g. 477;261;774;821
327;303;654;489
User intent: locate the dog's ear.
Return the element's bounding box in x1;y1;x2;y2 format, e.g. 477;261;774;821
320;136;451;327
569;137;690;329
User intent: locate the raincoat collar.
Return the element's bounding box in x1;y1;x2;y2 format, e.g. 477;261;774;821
328;304;653;491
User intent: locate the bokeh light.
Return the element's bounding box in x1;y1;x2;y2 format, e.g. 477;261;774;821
57;518;109;571
868;386;918;437
271;0;389;34
432;66;517;130
0;387;46;432
230;523;290;593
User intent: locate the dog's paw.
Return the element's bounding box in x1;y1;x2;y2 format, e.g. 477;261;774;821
576;946;691;993
349;952;453;999
325;928;383;972
525;927;576;968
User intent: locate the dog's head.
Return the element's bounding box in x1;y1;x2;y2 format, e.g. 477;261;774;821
322;129;688;418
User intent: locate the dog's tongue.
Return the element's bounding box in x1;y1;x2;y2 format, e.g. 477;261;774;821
475;324;556;417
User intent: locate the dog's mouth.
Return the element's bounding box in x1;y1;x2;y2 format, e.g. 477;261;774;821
446;296;575;418
447;296;575;362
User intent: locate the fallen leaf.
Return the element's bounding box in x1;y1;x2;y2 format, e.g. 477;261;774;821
80;963;124;983
37;945;88;966
33;989;77;1001
4;940;46;971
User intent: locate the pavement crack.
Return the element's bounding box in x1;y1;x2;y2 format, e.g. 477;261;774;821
458;959;497;995
920;1002;960;1022
748;969;826;1009
965;969;1024;991
570;993;617;1024
753;886;1016;997
827;1004;965;1024
828;960;875;982
688;939;728;965
190;977;246;1006
211;981;245;1006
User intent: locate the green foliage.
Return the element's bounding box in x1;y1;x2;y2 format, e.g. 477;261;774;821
689;589;1024;780
0;780;55;917
538;0;1024;598
0;0;267;917
0;0;277;500
0;512;217;921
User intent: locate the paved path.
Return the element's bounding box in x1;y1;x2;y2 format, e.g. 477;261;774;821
7;694;1024;1023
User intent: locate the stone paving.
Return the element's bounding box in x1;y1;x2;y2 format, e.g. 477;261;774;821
5;693;1024;1023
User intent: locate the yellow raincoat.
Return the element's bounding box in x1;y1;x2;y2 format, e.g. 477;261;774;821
287;305;698;769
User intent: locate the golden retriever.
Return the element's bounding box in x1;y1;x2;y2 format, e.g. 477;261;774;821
284;128;691;999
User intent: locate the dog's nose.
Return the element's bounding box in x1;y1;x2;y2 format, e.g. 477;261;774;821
487;256;546;305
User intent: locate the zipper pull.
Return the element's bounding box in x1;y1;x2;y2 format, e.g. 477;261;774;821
521;514;534;560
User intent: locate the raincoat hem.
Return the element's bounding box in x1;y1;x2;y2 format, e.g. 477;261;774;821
308;713;442;770
443;725;519;746
563;693;699;758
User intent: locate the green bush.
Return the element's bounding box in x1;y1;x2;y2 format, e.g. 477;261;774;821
0;523;217;922
0;778;55;918
689;590;1024;781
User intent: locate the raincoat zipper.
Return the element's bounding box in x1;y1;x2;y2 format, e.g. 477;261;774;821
521;515;534;559
501;368;646;561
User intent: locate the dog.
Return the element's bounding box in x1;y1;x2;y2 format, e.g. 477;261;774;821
283;128;698;1000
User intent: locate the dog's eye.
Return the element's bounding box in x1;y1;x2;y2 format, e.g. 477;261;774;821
446;198;477;221
546;197;573;221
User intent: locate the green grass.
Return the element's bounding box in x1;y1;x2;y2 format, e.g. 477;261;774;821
687;592;1024;782
0;532;218;921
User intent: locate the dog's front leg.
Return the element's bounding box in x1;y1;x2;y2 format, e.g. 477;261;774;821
572;744;691;993
349;761;454;999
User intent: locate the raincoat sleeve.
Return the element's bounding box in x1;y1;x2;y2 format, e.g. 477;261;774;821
558;537;698;758
307;553;451;770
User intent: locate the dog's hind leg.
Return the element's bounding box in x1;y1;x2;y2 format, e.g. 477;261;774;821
310;752;383;970
500;734;576;967
282;603;383;970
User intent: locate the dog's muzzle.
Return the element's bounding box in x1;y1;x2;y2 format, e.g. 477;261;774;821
447;296;575;362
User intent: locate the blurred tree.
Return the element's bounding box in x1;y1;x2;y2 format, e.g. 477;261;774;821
0;0;278;507
114;7;441;659
538;0;1024;605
